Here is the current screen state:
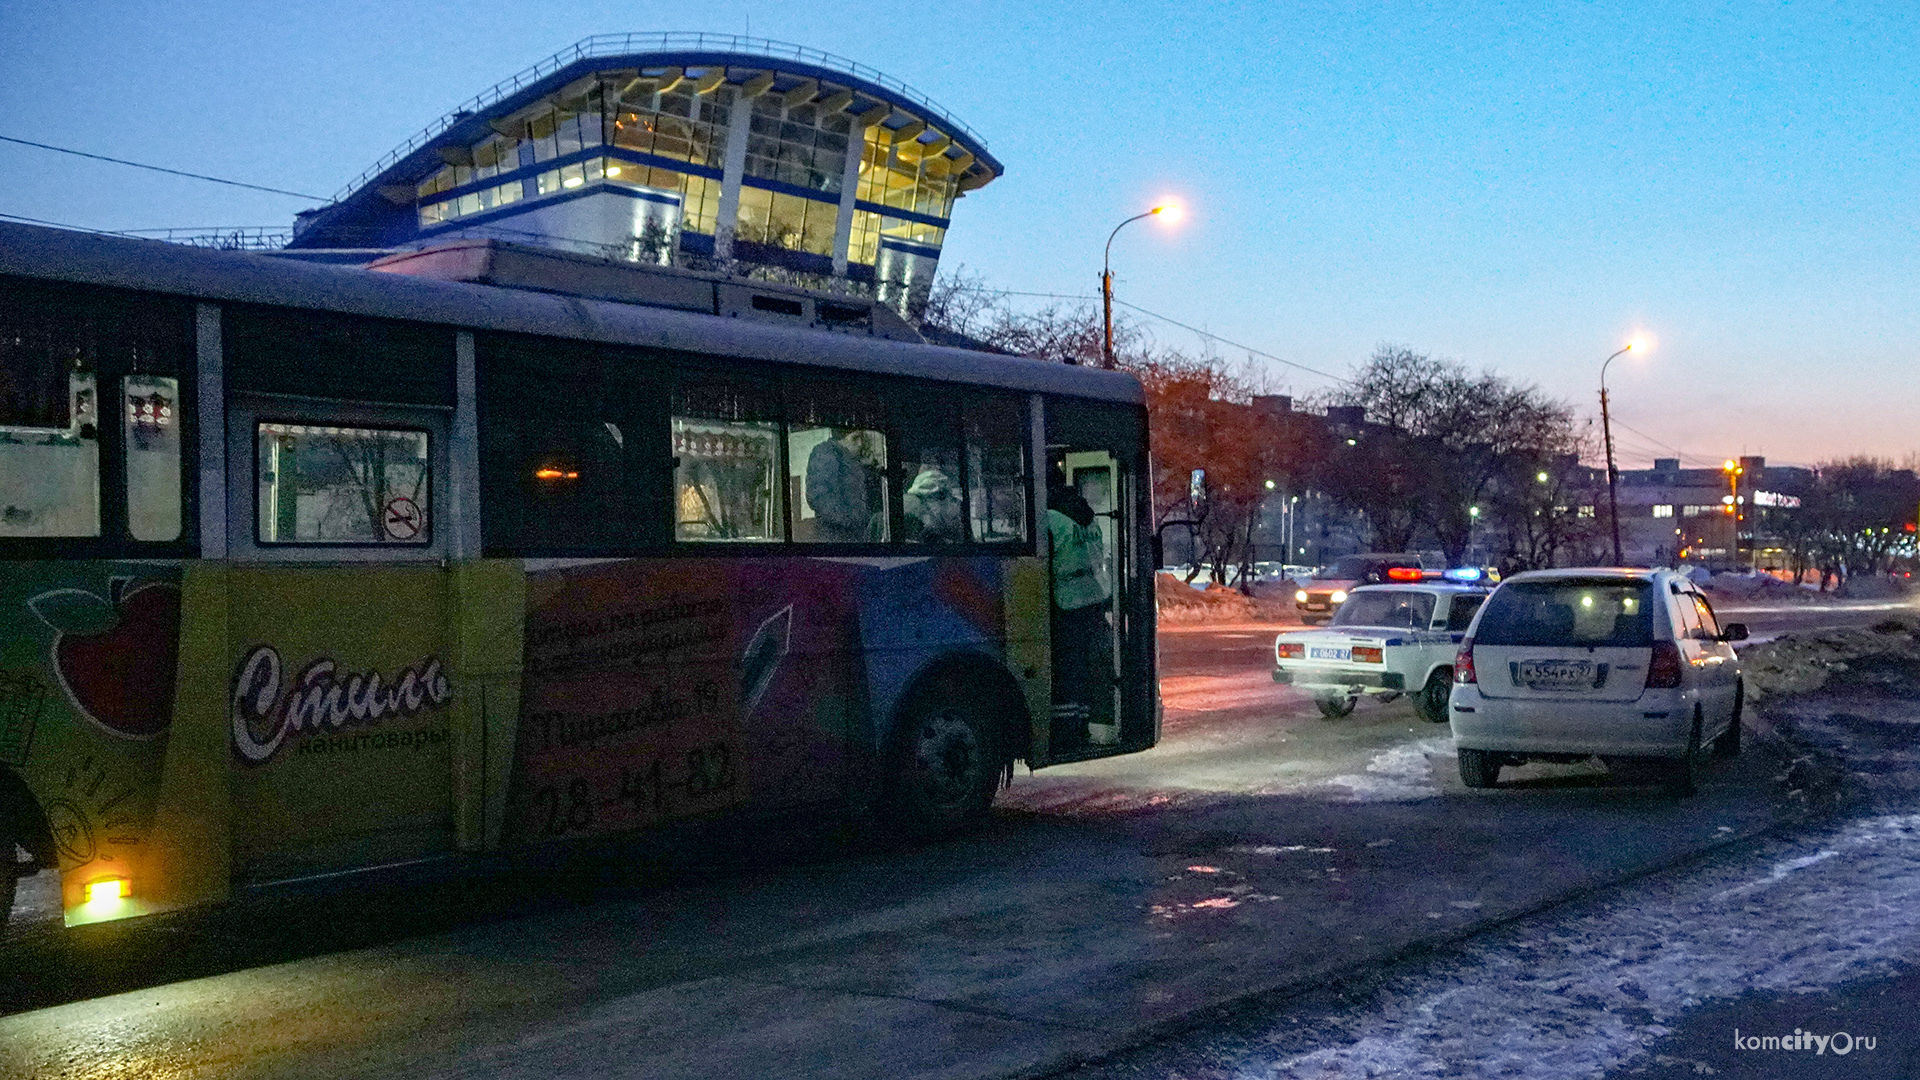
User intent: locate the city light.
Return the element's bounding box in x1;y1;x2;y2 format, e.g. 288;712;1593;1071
1151;202;1184;224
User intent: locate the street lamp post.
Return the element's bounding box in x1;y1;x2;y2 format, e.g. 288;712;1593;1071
1101;204;1180;369
1598;343;1638;565
1723;459;1744;568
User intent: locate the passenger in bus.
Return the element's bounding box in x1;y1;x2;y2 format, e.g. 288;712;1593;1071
902;468;963;543
1047;464;1110;747
805;429;877;541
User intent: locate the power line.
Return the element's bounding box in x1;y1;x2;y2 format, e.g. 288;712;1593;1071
1114;298;1353;385
951;286;1350;384
0;210;126;235
0;134;330;202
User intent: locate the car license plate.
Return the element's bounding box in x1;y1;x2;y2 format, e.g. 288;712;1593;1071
1514;659;1595;690
1309;646;1351;661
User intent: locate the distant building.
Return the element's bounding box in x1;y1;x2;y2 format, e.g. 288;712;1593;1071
1607;456;1813;569
285;33;1002;315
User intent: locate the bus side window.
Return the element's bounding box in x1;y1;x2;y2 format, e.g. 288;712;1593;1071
256;422;431;544
124;375;181;541
896;397;964;545
965;397;1028;543
672;376;783;542
0;290;101;537
786;379;889;543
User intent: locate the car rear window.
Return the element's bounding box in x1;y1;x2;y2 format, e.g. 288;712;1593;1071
1472;580;1655;647
1332;590;1435;629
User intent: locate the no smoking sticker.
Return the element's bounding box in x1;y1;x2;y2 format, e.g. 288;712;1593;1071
383;496;423;541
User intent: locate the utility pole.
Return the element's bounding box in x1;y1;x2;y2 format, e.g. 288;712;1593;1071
1599;344;1635;565
1600;385;1623;565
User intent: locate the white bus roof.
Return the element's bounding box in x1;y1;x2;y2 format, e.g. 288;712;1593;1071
0;221;1144;406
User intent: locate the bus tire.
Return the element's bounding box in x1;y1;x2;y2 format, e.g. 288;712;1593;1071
885;693;1001;837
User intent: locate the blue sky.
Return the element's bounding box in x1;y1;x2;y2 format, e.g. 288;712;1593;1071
3;1;1914;467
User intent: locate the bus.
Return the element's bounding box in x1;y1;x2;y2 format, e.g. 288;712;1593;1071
0;221;1158;931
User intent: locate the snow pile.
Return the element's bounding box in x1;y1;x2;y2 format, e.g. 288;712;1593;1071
1321;738;1451;803
1155;573;1294;624
1701;570;1814;603
1737;614;1920;701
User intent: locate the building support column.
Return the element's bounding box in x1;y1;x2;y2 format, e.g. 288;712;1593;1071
831;120;877;284
712;89;754;265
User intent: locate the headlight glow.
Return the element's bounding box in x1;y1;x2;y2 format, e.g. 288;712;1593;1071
1295;589;1309;602
1331;590;1348;604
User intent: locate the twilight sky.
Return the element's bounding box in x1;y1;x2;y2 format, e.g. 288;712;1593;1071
3;1;1915;468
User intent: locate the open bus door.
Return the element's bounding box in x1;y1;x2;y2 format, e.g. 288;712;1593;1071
1043;400;1153;763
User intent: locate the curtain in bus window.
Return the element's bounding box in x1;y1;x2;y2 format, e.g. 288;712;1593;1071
0;301;100;537
123;375;181;541
896;399;964;545
673;377;782;542
255;422;430;544
786;379;888;543
965;397;1028;543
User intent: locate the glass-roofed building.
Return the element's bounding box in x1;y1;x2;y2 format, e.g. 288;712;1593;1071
288;33;1003;313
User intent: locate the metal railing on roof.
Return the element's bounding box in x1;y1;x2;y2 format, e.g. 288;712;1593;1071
121;227;294;250
331;32;990;205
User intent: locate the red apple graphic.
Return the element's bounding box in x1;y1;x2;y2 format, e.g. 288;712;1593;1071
28;580;183;739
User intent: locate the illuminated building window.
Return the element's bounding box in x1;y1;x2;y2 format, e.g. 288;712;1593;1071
1652;504;1674;518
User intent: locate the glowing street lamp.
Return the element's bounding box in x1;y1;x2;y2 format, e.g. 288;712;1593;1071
1599;339;1648;564
1723;459;1745;564
1101;202;1182;369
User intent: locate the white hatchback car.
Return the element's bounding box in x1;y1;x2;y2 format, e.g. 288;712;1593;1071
1448;568;1746;794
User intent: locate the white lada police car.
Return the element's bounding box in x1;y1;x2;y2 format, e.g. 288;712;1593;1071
1273;574;1494;721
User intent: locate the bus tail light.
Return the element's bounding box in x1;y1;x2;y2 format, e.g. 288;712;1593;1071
1455;641;1476;683
1646;642;1684;688
1352;646;1384;664
1276;641;1304;660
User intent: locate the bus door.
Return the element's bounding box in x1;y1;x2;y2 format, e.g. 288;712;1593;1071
1045;400;1151;762
224;393;458;880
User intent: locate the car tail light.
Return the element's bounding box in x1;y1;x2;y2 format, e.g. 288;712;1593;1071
1646;641;1684;688
1352;646;1384;664
1455;640;1476;683
1276;641;1304;660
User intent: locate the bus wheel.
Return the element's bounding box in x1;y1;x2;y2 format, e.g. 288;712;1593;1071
886;695;1001;837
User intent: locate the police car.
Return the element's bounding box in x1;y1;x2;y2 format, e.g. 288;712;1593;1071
1273;572;1495;721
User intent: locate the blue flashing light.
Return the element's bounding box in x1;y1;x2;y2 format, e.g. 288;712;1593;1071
1443;567;1483;582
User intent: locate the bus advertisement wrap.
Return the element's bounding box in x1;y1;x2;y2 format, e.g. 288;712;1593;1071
1;562;183;925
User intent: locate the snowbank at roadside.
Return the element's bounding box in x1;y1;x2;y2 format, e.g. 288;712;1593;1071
1738;614;1920;701
1155;573;1295;624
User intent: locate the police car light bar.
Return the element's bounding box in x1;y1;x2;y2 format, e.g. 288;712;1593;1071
1442;567;1484;582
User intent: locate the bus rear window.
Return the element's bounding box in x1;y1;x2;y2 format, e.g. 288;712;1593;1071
256;422;430;544
1473;581;1654;647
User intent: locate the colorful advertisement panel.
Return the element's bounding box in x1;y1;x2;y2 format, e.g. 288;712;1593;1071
0;561;183;925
